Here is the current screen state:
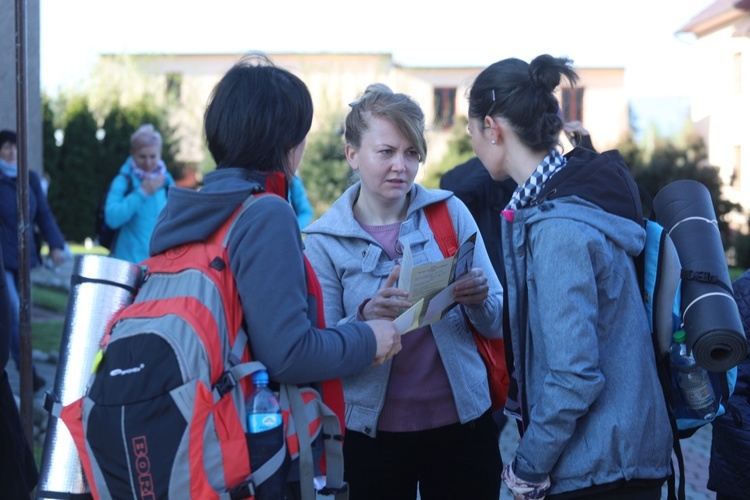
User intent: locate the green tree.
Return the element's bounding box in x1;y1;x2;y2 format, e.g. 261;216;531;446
300;123;353;218
100;104;136;196
41;96;61;190
623;132;742;245
100;100;179;190
422;117;475;189
52;98;103;242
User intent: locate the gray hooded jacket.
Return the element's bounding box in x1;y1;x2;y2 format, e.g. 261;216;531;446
503;148;673;495
303;182;503;437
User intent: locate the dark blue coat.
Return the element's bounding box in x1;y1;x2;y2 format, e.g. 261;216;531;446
0;243;39;495
0;170;65;271
708;270;750;496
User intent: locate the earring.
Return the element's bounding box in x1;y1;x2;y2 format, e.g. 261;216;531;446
491;140;495;145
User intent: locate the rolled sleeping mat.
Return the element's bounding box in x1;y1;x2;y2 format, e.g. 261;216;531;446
36;255;142;500
653;179;747;372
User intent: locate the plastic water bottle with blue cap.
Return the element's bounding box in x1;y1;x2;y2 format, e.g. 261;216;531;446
669;330;719;420
245;369;285;498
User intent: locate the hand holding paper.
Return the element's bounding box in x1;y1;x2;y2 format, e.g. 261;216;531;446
452;268;490;307
392;233;478;334
362;265;411;321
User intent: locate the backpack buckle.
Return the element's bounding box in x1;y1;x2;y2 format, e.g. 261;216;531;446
214;370;237;398
228;479;256;500
317;482;349;499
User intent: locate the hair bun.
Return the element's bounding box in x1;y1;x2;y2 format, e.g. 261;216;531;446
363;82;393;96
350;83;393;107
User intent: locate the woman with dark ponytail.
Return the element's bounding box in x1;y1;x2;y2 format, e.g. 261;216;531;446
468;55;673;499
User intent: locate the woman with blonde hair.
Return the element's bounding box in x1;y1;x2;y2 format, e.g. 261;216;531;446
104;123;174;263
304;83;503;499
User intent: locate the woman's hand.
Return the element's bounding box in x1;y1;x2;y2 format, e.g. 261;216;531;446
362;265;411;321
140;173;166;195
452;267;489;308
49;248;65;267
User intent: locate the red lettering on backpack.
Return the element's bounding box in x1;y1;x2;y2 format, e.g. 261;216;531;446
132;436;155;499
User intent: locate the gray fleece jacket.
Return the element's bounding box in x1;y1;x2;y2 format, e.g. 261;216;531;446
303;182;503;437
149;168;376;384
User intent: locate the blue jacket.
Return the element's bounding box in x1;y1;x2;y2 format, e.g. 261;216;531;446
289;174;313;229
0;170;65;271
104;158;174;264
708;270;750;496
303;183;503;437
502;148;673;494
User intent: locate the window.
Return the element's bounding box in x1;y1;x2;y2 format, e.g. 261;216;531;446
166;73;183;101
561;87;584;122
434;87;456;129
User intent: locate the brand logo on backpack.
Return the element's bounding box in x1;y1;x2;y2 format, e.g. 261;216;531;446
109;363;145;377
132;436;155;499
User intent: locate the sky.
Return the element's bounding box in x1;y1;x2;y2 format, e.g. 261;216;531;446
39;0;718;133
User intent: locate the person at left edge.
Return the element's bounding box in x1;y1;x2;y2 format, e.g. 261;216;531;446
0;244;39;498
104;124;174;263
0;129;65;392
303;83;503;500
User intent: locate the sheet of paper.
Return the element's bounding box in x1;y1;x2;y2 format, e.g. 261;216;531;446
393;299;424;335
421;281;459;326
392;231;477;332
397;241;413;292
407;256;454;303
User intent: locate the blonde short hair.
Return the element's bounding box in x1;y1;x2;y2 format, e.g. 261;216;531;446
130;124;162;152
345;83;427;162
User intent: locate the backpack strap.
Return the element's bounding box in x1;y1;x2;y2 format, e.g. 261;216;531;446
636;219;685;500
423;199;509;412
423;200;459;257
218;190;348;498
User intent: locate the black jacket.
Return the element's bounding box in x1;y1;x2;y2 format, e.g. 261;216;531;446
708;270;750;497
439;157;516;281
0;245;39;497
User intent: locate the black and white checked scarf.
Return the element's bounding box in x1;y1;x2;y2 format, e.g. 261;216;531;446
506;149;567;210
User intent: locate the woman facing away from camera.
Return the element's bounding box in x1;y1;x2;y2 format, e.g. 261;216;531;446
467;54;673;499
148;54;401;498
303;84;503;499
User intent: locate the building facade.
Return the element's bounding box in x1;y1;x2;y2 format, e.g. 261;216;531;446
679;0;750;226
1;0;42;176
102;52;628;178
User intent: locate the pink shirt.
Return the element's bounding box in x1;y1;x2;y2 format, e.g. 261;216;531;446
358;221;460;432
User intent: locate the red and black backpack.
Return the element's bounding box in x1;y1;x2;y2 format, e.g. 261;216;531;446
59;192;347;499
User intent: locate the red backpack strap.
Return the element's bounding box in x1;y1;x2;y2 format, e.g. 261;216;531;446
304;254;346;434
424;200;459;258
423;198;509;411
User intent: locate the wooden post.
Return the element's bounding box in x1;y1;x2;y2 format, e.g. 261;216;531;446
15;0;34;446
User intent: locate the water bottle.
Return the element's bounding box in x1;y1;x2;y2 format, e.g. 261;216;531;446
245;370;286;499
669;330;719;420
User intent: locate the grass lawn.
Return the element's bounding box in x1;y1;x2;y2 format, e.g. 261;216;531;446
32;320;65;353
